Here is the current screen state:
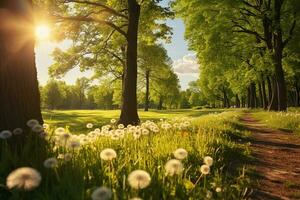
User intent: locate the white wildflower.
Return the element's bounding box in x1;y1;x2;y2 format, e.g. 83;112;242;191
13;128;23;135
165;159;184;176
204;156;213;166
173;148;188;160
91;186;112;200
128;170;151;189
86;123;93;129
44;157;58;168
6;167;41;191
200;164;210;175
100;148;117;161
26;119;39;128
0;130;12;139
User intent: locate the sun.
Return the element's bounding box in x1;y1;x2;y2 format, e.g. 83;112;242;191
35;25;51;40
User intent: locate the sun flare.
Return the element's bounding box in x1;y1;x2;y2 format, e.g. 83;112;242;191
35;25;51;40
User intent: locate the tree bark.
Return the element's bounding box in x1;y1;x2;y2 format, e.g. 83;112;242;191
270;0;287;111
261;77;268;109
119;0;140;125
249;83;256;109
144;70;150;111
235;94;240;108
268;76;279;111
258;82;264;108
157;97;163;110
0;0;43;131
266;76;272;105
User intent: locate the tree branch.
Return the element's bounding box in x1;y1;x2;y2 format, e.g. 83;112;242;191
56;15;128;39
62;0;128;19
232;20;265;41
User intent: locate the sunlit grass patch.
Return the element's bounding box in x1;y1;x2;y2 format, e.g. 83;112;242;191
252;108;300;135
1;111;250;199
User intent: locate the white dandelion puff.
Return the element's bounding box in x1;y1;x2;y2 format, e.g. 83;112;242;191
44;157;58;168
216;187;222;192
0;130;12;139
91;186;112;200
68;140;81;149
13;128;23;135
118;124;125;129
110;119;116;124
128;170;151;189
43;124;50;129
173;148;188;160
31;124;44;133
55;127;65;135
26;119;39;128
86;123;93;129
204;156;213;166
100;148;117;161
200;164;210;175
165;159;184;176
6;167;41;191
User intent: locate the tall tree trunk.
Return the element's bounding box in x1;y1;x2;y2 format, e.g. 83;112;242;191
247;86;251;108
249;83;256;109
157;97;163;110
295;81;300;106
258;82;264;108
0;0;43;131
144;70;150;111
271;0;287;111
235;94;240;108
268;76;279;111
266;76;272;104
119;0;140;125
261;76;268;109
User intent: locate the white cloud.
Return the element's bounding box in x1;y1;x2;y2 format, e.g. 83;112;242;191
173;54;199;74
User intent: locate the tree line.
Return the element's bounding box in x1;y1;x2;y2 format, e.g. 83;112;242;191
174;0;300;110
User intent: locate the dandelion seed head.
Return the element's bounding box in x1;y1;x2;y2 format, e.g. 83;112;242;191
86;123;93;129
32;124;44;133
216;187;222;192
200;164;210;175
118;124;124;129
110;119;116;124
43;124;50;129
44;157;58;168
13;128;23;135
100;148;117;161
6;167;41;191
173;148;188;160
204;156;213;166
91;186;112;200
55;127;65;135
128;170;151;189
26;119;39;128
165;159;184;176
0;130;12;139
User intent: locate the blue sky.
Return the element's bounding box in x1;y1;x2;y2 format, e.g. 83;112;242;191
35;3;198;90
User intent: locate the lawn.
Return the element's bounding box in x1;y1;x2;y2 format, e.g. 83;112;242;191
42;109;234;134
1;109;251;200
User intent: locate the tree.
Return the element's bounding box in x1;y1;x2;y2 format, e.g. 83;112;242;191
0;0;43;131
138;43;171;111
44;0;172;125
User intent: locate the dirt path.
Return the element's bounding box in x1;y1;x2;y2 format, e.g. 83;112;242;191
240;113;300;200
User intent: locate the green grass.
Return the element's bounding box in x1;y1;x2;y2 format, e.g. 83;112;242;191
1;110;251;200
252;108;300;135
42;108;234;134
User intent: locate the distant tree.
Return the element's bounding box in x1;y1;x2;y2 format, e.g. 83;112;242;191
43;80;65;109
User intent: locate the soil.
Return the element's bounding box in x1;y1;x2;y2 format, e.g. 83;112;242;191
241;113;300;200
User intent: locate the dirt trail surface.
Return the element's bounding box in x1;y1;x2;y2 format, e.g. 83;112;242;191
240;113;300;200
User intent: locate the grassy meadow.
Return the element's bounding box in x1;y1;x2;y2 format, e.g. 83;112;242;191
42;109;233;134
1;109;251;200
252;108;300;135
